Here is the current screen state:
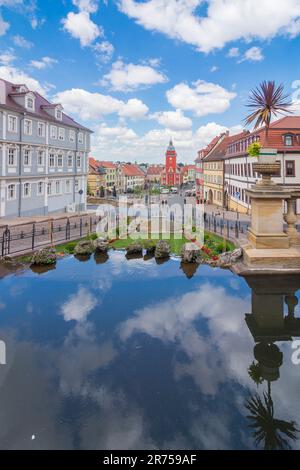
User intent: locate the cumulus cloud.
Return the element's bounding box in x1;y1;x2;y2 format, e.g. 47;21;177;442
12;34;33;49
54;88;149;121
62;11;102;47
60;287;97;322
93;40;114;63
95;123;138;142
227;47;240;58
118;0;300;53
151;109;193;130
0;14;9;36
101;60;168;92
241;46;264;62
0;50;15;65
0;64;49;94
30;56;58;70
166;80;236;117
72;0;99;13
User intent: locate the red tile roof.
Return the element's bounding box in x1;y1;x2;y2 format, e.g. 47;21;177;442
122;163;145;177
97;161;117;169
146;165;163;175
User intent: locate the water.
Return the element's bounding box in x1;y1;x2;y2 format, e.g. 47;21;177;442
0;252;299;450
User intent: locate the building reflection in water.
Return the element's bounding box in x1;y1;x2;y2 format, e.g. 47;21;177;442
243;275;300;450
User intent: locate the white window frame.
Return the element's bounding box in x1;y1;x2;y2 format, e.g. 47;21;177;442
37;181;44;196
23;148;32;167
65;179;71;194
50;125;57;140
25;95;35;111
24;119;32;136
47;181;52;195
23;182;31;198
55;180;62;195
57;153;63;168
67;154;73;167
7;147;17;167
76;154;81;168
55;108;62;121
78;132;83;144
38;122;45;138
37;150;45;166
58;127;65;141
69;130;75;142
8;115;17;133
49;153;56;168
7;183;16;201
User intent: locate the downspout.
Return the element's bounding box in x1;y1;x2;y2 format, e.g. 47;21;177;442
18;113;25;217
74;128;78;209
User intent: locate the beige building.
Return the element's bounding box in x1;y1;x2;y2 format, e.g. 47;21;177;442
203;134;228;207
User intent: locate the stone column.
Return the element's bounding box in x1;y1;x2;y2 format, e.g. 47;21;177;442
284;197;300;246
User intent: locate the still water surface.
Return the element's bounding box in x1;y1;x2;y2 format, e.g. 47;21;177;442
0;252;299;450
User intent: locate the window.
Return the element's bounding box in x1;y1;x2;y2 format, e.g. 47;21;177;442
8;148;16;166
24;119;32;135
55;180;61;194
23;182;31;198
75;179;79;191
55;108;62;120
49;153;55;167
67;154;73;167
38;122;45;137
69;130;75;142
47;182;52;195
7;184;16;200
58;127;65;141
23;149;31;166
285;135;293;146
286;160;295;177
76;155;81;168
8;115;17;133
50;125;57;140
78;132;83;144
57;154;63;167
37;150;44;166
65;179;71;193
37;181;44;196
26;96;34;110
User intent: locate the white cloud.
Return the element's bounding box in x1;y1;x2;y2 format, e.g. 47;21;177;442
60;287;97;322
12;34;33;49
93;40;114;63
227;47;240;58
101;59;168;92
210;66;218;72
0;14;9;36
95;123;138;141
166;80;236;117
54;88;149;121
152;109;193;130
62;11;102;47
72;0;99;13
30;56;58;70
195;122;227;143
241;46;264;62
118;0;300;53
0;64;48;94
0;50;15;65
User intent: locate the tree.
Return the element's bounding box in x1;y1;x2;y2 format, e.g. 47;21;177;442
245;81;292;146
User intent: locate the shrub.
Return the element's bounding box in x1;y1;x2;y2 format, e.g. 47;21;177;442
247;142;261;157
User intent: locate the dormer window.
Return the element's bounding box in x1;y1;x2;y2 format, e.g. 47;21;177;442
284;134;293;146
55;107;63;121
25;93;35;111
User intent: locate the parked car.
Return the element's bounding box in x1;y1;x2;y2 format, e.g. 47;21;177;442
171;187;178;194
161;188;170;194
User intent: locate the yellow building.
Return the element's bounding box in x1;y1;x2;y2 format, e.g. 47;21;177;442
203;134;228;208
88;158;106;196
98;161;117;193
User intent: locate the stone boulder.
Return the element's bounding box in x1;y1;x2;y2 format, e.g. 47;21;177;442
181;243;201;263
93;237;109;253
31;247;57;265
74;239;94;256
126;242;143;256
216;248;243;268
143;240;156;255
155;240;171;259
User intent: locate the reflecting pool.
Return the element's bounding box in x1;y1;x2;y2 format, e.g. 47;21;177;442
0;252;299;450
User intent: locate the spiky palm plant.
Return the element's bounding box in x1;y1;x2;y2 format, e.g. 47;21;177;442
246;392;298;450
245;81;292;146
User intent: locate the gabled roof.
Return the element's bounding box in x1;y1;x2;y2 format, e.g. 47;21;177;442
122;163;146;177
0;78;92;132
146;165;163;175
97;161;117;169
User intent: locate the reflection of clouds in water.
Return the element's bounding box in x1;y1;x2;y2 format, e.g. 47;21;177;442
60;287;97;322
120;282;252;396
0;302;5;310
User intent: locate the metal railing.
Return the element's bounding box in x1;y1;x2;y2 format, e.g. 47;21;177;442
204;214;250;241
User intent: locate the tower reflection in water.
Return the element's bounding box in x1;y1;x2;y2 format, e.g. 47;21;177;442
243;275;300;450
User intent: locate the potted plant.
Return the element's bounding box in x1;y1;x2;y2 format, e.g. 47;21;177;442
245;81;291;185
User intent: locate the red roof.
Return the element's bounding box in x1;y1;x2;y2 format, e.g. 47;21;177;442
146;165;163;176
122;164;145;177
97;161;117;169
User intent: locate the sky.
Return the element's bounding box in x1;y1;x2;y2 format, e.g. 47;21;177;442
1;0;300;164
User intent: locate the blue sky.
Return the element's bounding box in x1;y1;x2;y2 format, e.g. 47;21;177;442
1;0;300;163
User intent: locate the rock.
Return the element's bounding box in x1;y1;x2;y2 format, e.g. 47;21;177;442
181;243;201;263
155;240;171;259
31;247;57;265
216;248;243;267
93;238;109;253
126;242;143;256
143;240;156;255
74;240;94;256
